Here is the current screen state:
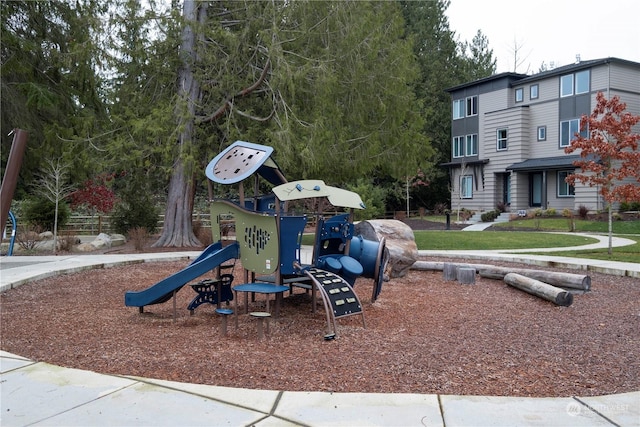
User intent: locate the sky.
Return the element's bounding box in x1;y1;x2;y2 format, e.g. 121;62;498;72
446;0;640;74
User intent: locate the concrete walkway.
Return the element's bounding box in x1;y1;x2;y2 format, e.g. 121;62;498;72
1;240;639;426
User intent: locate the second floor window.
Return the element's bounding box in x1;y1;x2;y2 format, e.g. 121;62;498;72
497;129;508;151
560;119;587;147
466;96;478;116
537;126;546;141
561;70;590;97
515;88;524;102
453;99;465;119
557;171;575;197
530;84;539;99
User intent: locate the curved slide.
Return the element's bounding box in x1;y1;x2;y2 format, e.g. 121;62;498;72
124;241;239;308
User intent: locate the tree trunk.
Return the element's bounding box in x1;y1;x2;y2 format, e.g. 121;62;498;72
153;162;200;247
478;266;590;291
504;273;574;306
152;0;204;248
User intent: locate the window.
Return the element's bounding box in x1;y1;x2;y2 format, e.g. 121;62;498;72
515;88;524;102
560;119;587;147
537;126;546;141
465;134;478;156
557;171;575;197
466;96;477;116
461;175;473;199
496;128;508;150
530;84;539;99
575;70;589;94
560;74;573;97
453;99;465;119
561;70;590;97
453;136;465;158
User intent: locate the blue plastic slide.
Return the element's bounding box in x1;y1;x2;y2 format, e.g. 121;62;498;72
124;241;239;308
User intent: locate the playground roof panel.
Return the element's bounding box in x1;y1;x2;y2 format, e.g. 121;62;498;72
273;180;365;210
205;141;286;185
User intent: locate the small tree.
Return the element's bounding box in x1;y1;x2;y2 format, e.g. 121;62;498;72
69;173;117;233
564;92;640;254
33;159;75;253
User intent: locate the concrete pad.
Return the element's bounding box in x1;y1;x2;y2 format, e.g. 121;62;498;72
440;395;614;426
33;380;268;426
578;391;640;426
275;391;443;426
128;376;281;414
0;352;35;373
0;362;137;426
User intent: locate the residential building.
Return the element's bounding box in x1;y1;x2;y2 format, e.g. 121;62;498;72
444;57;640;216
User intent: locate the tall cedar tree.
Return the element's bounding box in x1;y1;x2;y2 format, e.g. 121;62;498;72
564;91;640;254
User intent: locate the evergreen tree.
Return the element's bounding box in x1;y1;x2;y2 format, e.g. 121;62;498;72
1;0;109;188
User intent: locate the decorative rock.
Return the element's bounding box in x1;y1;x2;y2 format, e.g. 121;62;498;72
110;234;126;247
354;219;417;279
75;243;96;252
94;233;112;248
39;231;53;240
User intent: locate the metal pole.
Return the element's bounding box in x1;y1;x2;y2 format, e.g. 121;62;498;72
1;129;28;231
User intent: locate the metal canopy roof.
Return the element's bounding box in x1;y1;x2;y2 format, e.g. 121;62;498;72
506;155;582;172
205;140;286;185
273;180;365;210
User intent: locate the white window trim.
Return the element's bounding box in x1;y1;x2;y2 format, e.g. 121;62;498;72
496;128;508;151
575;70;590;95
466;96;478;117
465;134;478;156
453;99;465;120
461;175;473;199
561;74;574;97
560;118;581;147
453;136;464;158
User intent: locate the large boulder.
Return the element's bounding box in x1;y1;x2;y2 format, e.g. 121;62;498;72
354;219;417;279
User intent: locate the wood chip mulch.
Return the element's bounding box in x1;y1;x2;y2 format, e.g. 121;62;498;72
2;256;639;398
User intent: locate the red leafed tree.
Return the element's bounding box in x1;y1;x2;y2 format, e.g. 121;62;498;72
564;91;640;254
70;173;117;233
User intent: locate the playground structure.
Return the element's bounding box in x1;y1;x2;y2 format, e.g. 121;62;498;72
125;140;387;338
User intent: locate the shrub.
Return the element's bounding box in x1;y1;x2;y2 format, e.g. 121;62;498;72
495;201;507;213
16;224;43;252
22;198;70;231
620;201;640;211
577;205;590;219
111;184;159;235
545;207;557;216
57;230;78;252
480;210;499;222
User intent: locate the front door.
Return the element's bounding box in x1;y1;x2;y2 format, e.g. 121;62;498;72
530;172;543;207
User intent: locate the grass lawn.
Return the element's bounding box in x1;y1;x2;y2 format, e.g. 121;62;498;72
415;216;640;264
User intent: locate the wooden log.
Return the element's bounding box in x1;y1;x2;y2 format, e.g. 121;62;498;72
412;261;444;271
443;263;457;281
456;267;476;284
504;273;574;306
479;267;590;291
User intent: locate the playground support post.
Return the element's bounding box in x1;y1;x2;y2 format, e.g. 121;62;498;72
1;129;28;231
